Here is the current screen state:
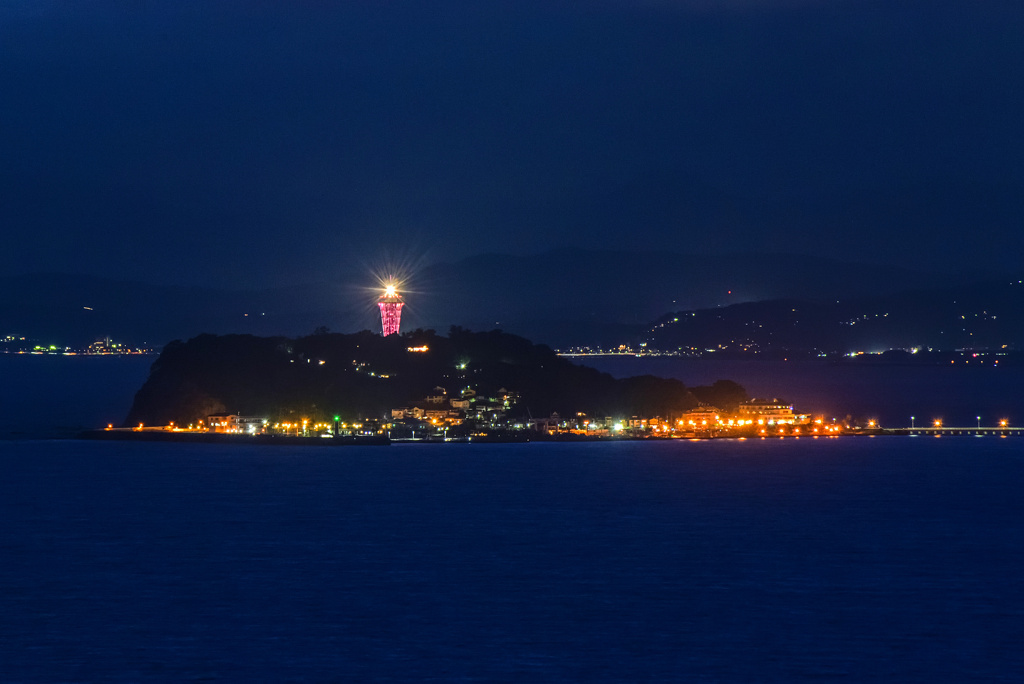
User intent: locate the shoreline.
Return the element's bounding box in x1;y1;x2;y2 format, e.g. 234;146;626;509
52;427;1024;446
77;430;390;446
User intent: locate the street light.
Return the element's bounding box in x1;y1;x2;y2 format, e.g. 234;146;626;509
977;416;981;429
911;416;915;429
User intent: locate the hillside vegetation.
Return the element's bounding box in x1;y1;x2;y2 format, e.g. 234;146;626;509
125;328;746;427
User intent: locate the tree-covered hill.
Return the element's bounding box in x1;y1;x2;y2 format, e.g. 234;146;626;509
644;279;1024;355
125;328;746;427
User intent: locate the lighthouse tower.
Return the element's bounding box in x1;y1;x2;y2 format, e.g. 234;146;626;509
377;283;404;336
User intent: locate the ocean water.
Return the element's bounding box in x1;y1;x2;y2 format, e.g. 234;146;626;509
1;438;1022;682
0;354;153;437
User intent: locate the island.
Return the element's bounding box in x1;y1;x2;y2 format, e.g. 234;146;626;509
110;327;759;442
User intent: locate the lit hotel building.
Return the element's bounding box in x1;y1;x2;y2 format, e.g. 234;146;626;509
738;398;811;425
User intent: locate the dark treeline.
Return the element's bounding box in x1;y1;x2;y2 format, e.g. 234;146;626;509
125;328;747;427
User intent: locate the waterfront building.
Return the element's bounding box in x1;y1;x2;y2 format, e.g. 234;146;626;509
207;413;266;434
682;405;721;427
738;398;811;425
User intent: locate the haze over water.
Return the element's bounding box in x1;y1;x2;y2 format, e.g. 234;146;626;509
1;438;1022;681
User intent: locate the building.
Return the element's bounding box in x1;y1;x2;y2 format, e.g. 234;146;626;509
378;283;404;336
392;406;426;420
738;398;810;425
207;413;266;434
424;387;447;404
682;405;721;427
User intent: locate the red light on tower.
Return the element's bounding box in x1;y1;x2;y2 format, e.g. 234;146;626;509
378;283;403;336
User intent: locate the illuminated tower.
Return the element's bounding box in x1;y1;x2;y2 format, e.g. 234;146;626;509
377;284;404;336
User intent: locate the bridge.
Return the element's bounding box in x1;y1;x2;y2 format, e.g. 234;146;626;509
879;427;1024;437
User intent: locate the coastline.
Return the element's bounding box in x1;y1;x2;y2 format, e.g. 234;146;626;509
77;430;390;447
65;427;1024;447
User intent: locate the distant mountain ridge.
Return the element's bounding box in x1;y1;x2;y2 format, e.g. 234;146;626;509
0;251;1001;347
409;250;987;345
643;279;1024;355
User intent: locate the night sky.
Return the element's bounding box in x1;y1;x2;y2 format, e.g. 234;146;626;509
3;0;1021;290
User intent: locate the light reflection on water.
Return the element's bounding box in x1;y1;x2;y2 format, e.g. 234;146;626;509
0;438;1021;682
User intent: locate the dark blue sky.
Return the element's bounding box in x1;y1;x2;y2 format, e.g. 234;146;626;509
3;0;1021;288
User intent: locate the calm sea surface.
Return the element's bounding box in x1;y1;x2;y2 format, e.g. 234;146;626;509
0;354;153;437
1;438;1022;682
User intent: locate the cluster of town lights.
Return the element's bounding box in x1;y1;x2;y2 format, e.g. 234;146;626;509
106;395;1013;439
